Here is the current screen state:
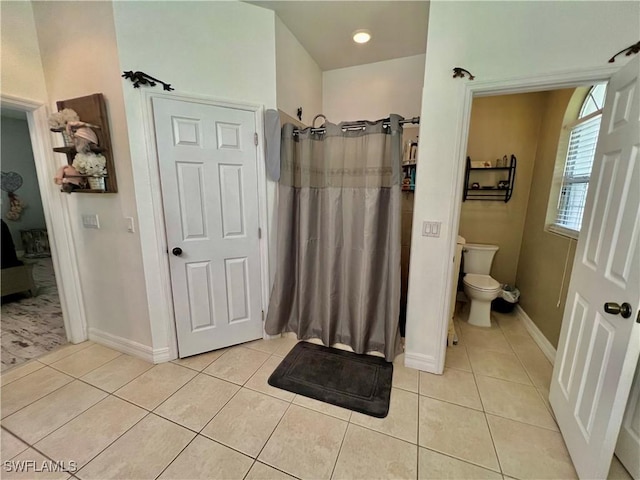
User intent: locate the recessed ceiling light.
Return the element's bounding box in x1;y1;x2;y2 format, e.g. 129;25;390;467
352;30;371;44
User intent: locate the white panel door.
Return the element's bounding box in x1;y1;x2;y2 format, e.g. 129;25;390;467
615;359;640;478
550;55;640;479
153;97;263;357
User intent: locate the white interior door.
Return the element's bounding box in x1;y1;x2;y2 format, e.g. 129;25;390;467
550;55;640;480
615;359;640;478
153;97;264;358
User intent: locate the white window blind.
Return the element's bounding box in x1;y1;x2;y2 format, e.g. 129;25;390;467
554;115;602;233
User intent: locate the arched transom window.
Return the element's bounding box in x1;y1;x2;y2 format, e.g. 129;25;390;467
550;84;606;237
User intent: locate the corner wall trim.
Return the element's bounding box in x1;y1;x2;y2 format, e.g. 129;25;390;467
88;328;167;364
404;351;440;374
515;305;557;365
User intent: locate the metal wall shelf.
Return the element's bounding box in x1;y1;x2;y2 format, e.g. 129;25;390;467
463;155;516;203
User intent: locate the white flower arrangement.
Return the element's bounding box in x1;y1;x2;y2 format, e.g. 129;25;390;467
72;152;107;176
48;108;79;130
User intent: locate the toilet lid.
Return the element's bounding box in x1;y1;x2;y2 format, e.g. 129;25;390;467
464;274;500;291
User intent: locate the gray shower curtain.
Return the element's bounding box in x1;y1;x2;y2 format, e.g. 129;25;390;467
265;115;403;361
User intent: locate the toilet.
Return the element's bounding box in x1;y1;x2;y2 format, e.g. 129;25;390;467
462;243;501;327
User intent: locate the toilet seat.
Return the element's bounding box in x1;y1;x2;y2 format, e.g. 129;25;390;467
463;273;500;291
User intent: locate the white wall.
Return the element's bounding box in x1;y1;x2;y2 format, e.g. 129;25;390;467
32;1;153;349
275;16;322;125
0;1;48;102
1;115;47;250
323;54;425;122
405;1;640;373
112;1;278;358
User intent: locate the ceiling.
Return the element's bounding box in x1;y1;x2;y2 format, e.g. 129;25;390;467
247;1;430;71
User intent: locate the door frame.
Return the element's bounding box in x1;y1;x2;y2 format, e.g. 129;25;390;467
0;94;88;343
435;63;621;372
139;91;270;360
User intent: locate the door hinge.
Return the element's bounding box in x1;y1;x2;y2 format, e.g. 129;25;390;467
258;227;262;239
262;310;265;321
254;132;259;146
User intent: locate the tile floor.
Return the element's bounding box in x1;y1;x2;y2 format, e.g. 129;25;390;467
1;258;66;370
0;310;633;480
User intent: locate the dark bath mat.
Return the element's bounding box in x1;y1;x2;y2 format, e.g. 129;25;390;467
268;341;393;418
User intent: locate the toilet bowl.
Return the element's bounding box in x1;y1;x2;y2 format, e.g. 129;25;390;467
463;273;501;327
462;243;500;328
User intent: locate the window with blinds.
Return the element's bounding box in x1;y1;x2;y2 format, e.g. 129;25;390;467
548;84;606;238
554;115;602;232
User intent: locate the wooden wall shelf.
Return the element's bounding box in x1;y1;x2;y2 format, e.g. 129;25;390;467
53;93;118;193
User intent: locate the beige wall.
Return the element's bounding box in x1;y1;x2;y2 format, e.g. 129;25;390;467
323;55;425;122
459;92;547;285
517;89;576;348
405;1;637;370
275;16;323;124
32;1;154;347
0;1;48;102
112;0;278;355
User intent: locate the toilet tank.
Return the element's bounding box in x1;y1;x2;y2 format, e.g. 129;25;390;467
463;243;499;275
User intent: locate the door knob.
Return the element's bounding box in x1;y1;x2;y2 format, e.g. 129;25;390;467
603;302;632;319
172;247;183;256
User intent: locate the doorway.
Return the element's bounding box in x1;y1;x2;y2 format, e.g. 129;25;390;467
150;94;269;359
0;95;88;368
447;61;639;479
0;107;66;369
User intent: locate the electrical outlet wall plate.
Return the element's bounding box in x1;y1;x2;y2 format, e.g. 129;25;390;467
125;217;135;233
82;214;100;229
422;221;441;237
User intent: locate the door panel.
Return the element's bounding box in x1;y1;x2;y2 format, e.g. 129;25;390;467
185;261;215;331
219;164;246;237
153;97;263;357
176;162;207;239
550;56;640;479
616;361;640;478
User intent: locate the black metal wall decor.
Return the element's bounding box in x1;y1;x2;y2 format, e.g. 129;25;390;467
453;67;475;80
608;41;640;63
297;107;303;122
122;71;174;91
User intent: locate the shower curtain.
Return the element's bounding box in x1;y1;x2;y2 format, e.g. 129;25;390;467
265;114;403;361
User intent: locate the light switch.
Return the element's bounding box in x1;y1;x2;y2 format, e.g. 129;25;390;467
125;217;135;233
82;214;100;229
422;221;441;237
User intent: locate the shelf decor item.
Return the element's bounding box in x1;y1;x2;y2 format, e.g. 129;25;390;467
88;176;106;191
1;171;26;221
72;152;107;191
48;108;80;147
50;94;117;193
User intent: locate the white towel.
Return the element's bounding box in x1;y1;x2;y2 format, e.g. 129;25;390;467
265;109;281;181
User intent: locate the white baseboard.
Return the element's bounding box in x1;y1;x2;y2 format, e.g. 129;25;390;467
152;347;172;363
514;305;557;365
88;328;171;364
404;351;441;374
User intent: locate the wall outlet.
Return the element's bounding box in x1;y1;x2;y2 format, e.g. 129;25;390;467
422;221;441;237
82;214;100;229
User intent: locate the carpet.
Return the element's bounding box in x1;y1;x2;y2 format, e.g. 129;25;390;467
268;341;393;418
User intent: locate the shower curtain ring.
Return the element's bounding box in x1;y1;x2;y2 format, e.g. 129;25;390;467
312;114;327;128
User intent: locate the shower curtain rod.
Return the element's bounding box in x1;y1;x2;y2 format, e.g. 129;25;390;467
292;116;420;135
